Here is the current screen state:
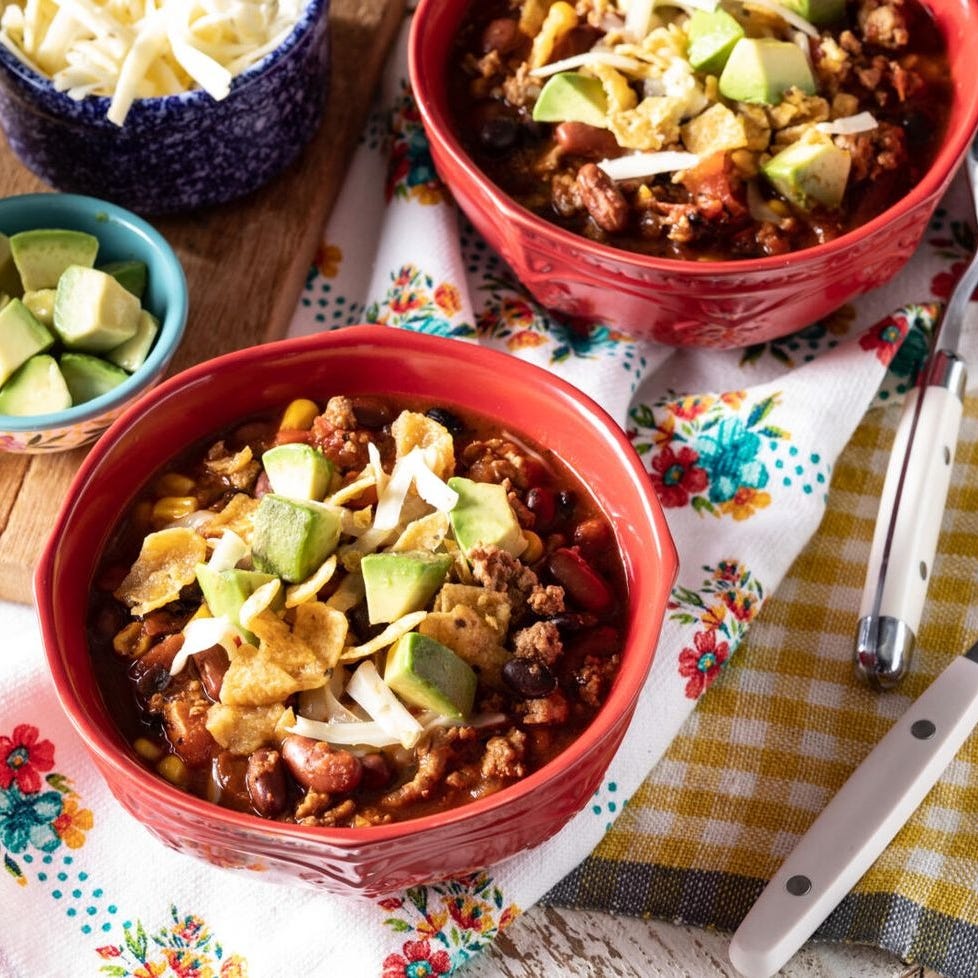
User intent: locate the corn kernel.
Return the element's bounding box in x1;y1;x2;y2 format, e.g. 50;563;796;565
134;738;162;762
280;398;320;431
151;495;198;523
154;472;196;497
522;530;544;564
157;754;188;786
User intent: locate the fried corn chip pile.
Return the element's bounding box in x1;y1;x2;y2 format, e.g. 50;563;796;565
113;410;527;754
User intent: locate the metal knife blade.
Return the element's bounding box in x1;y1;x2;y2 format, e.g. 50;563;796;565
854;131;978;690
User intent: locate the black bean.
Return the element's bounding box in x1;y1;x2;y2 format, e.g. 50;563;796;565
478;115;519;156
547;612;599;633
902;110;933;151
557;489;577;518
426;407;465;434
130;662;171;697
503;658;558;698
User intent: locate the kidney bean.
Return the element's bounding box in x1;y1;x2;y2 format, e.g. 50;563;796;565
282;736;363;795
360;753;392;789
503;658;558;698
550;25;602;62
193;645;230;702
576;163;629;234
555;122;622;161
548;547;614;615
351;396;393;429
568;625;621;660
573;517;613;557
246;748;289;818
526;486;556;531
480;16;521;55
253;471;271;499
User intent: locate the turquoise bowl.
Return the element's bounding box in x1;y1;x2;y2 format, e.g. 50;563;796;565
0;193;188;453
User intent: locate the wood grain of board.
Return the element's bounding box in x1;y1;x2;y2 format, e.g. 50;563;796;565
0;0;405;604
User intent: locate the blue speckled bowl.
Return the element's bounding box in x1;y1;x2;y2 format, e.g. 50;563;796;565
0;193;188;453
0;0;330;215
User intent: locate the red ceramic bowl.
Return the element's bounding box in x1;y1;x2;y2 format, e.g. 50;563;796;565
34;326;677;895
409;0;978;349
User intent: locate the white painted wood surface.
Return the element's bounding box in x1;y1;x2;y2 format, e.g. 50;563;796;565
463;907;935;977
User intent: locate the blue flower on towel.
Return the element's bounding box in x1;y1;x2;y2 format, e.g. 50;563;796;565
0;784;62;854
694;417;769;504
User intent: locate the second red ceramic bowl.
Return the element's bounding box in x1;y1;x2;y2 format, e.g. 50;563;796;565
34;325;677;895
409;0;978;349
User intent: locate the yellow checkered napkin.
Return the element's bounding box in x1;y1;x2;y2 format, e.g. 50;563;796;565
548;396;978;976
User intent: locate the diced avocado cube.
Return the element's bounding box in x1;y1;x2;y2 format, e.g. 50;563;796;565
251;494;342;583
195;564;281;643
106;309;158;373
448;477;527;558
762;134;852;209
59;352;129;404
261;443;334;502
0;233;23;298
99;259;148;299
385;631;477;719
10;229;99;291
532;72;609;128
718;38;815;105
22;288;56;327
0;298;55;386
362;550;453;625
53;265;141;352
779;0;844;24
686;8;745;75
0;354;71;416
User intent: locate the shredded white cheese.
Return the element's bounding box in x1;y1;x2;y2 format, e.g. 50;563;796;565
373;447;458;531
207;529;248;572
816;111;879;135
0;0;308;125
170;615;238;676
598;151;700;181
623;0;655;41
529;51;645;79
286;714;404;749
345;660;424;749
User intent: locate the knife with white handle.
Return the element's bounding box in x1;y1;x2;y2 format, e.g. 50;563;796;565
855;130;978;690
729;638;978;978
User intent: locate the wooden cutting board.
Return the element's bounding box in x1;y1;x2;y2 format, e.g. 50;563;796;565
0;0;405;604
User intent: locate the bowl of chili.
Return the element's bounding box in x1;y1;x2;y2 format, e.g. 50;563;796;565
34;325;677;894
409;0;978;348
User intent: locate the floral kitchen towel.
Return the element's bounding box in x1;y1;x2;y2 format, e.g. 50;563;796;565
3;16;978;978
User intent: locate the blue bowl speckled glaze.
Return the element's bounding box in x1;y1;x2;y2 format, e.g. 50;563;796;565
0;0;330;215
0;193;188;453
